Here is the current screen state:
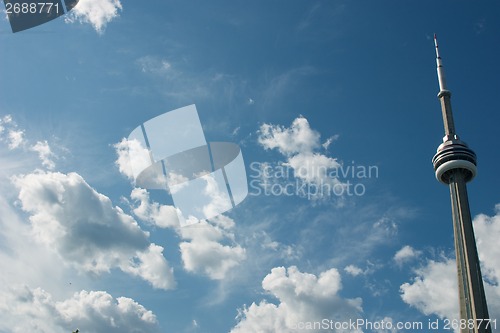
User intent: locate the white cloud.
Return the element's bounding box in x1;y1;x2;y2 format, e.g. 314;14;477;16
231;266;363;332
212;213;237;230
118;137;246;280
130;188;179;228
0;286;159;333
473;204;500;285
400;258;458;320
471;204;500;322
65;0;122;33
286;152;341;184
114;137;152;181
0;190;75;300
400;204;500;323
180;238;246;280
0;115;167;330
122;244;176;290
179;216;246;280
257;117;341;191
12;171;175;290
393;245;421;266
258;117;321;156
199;173;234;220
30;140;55;170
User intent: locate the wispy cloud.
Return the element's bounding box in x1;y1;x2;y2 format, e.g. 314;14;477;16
344;264;364;277
7;129;25;150
262;66;316;105
297;2;322;31
30;140;55;170
134;55;214;102
1;115;25;150
0;114;62;170
137;56;173;75
322;134;339;150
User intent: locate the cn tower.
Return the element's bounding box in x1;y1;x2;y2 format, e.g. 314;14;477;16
431;35;491;333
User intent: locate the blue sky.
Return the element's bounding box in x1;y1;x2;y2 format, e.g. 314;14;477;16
1;1;500;332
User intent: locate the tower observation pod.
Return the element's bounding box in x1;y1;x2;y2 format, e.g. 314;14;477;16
431;35;491;333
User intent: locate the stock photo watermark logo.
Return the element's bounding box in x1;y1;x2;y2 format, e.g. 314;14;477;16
127;105;248;227
248;160;379;199
3;0;79;33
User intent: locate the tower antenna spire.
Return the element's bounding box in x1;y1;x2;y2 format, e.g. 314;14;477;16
434;34;456;136
434;34;448;92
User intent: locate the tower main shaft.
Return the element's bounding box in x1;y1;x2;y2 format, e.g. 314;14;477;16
431;35;491;333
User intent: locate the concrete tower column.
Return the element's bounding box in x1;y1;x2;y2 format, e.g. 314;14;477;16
431;35;491;333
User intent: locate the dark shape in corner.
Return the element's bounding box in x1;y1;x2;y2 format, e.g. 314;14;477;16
3;0;80;33
64;0;78;11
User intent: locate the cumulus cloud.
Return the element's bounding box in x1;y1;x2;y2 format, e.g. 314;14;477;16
474;204;500;285
257;117;343;196
12;171;175;290
393;245;421;266
0;286;159;333
122;243;176;290
130;187;180;228
286;152;341;185
179;216;246;280
401;204;500;323
470;204;500;322
400;258;458;320
258;117;321;156
114;137;151;181
231;266;363;332
65;0;122;33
